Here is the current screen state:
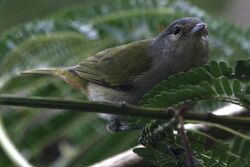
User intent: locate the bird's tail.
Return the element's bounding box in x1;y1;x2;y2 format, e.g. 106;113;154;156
21;68;87;90
22;68;65;76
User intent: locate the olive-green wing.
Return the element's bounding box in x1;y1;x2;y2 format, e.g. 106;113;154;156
73;39;153;88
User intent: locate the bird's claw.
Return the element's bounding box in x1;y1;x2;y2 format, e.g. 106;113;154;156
106;119;141;132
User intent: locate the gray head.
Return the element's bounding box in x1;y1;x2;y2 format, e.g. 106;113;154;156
152;17;209;69
158;17;208;39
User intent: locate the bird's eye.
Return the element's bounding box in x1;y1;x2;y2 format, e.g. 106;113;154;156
173;26;181;35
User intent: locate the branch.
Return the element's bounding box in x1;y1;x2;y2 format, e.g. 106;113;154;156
178;108;194;167
0;95;250;126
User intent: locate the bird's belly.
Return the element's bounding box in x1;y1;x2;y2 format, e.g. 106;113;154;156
86;83;139;104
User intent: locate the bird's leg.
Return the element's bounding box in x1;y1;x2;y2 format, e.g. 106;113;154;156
105;101;144;132
106;119;128;132
106;118;142;132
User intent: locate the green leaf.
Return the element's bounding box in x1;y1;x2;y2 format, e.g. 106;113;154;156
209;61;222;77
235;59;250;80
133;147;177;167
212;78;224;95
233;79;241;94
219;61;232;77
221;77;233;96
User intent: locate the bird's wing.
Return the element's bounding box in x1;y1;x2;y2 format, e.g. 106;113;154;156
73;39;153;89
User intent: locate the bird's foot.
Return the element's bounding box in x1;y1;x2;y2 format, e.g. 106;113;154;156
106;119;142;132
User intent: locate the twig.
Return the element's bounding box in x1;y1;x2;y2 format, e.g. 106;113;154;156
0;95;250;126
186;120;250;140
178;108;194;167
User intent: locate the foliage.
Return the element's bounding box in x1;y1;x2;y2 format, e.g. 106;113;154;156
0;0;250;167
134;59;250;166
134;129;250;167
140;60;250;109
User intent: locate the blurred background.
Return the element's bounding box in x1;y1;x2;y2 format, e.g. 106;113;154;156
0;0;250;167
1;0;250;33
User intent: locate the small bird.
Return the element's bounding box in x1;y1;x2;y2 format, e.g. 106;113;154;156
22;17;209;132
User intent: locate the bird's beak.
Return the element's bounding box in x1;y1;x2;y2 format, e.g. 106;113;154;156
190;23;208;35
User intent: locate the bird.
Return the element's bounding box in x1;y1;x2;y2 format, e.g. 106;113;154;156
22;17;209;132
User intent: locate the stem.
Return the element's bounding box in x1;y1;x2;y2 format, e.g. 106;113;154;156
0;117;33;167
0;95;250;126
178;108;194;167
186;120;250;140
0;95;170;118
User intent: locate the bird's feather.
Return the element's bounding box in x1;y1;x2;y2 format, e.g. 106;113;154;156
73;39;153;89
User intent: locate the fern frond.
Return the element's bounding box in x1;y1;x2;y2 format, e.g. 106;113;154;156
140;60;250;110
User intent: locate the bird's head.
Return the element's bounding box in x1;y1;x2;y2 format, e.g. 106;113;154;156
162;17;208;41
153;17;209;65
